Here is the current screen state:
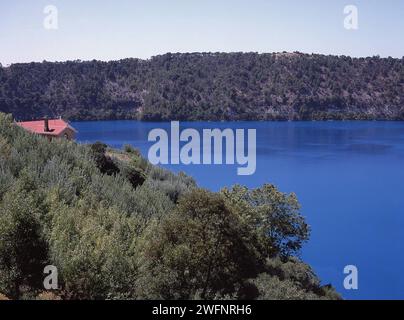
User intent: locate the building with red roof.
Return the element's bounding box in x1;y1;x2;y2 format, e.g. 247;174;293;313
16;118;77;140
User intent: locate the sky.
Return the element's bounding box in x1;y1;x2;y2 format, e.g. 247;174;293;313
0;0;403;65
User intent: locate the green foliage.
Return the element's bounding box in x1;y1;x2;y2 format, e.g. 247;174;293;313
90;142;120;175
251;257;342;300
0;113;178;299
222;184;310;257
136;189;262;299
0;188;48;299
0;112;341;300
47;201;139;299
145;167;196;203
0;53;402;121
251;273;321;300
123;144;140;156
265;257;321;291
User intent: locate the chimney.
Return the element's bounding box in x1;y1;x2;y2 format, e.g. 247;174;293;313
44;117;50;132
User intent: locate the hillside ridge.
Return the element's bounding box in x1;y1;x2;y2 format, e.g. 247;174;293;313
0;52;402;121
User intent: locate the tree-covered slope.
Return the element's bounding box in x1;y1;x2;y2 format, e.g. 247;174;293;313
0;112;341;300
0;52;402;121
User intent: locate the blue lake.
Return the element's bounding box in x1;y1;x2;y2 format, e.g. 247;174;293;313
73;120;404;300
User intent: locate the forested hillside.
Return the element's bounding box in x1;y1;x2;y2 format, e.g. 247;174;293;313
0;112;341;300
0;52;402;121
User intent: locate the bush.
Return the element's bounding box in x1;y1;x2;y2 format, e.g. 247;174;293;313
0;189;48;299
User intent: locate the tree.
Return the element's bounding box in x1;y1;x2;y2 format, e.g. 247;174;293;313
221;184;310;257
136;189;263;299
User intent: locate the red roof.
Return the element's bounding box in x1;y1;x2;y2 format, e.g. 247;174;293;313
16;119;76;136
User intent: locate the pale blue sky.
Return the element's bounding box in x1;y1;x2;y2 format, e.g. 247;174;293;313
0;0;403;65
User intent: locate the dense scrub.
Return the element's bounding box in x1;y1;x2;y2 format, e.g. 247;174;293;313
0;113;341;300
0;52;403;121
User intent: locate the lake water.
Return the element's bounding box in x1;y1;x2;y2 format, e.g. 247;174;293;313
73;120;404;300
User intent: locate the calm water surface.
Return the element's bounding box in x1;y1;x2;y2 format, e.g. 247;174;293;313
73;120;404;300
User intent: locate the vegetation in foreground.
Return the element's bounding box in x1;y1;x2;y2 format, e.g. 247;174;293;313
0;52;402;121
0;113;341;300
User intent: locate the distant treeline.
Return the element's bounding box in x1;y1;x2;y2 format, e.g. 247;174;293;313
0;52;403;121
